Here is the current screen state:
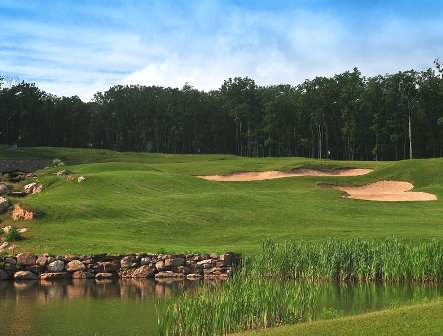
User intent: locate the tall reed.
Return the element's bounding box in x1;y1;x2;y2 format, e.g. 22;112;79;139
252;237;443;282
158;275;318;336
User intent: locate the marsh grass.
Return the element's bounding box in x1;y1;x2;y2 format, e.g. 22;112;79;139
252;238;443;282
158;276;319;336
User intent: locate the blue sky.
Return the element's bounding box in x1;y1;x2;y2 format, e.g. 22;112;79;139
1;0;443;101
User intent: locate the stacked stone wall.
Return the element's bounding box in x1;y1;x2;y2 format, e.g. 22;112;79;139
0;252;240;281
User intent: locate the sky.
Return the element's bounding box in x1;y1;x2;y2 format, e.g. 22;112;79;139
1;0;443;101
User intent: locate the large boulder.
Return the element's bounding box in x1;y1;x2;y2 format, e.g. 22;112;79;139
16;253;36;266
0;197;9;214
66;260;86;272
12;204;35;221
132;265;156;278
46;260;65;272
36;254;48;267
14;271;38;280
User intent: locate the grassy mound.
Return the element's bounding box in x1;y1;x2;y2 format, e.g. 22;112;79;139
0;147;442;254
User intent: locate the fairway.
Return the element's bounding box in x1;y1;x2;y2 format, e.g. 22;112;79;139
1;147;443;255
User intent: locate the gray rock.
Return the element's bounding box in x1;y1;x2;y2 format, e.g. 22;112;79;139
0;196;9;214
14;271;38;280
46;260;65;272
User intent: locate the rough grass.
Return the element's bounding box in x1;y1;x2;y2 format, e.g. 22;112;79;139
234;299;443;336
0;147;442;254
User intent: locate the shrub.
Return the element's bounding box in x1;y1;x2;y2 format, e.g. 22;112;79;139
52;158;64;167
3;226;23;242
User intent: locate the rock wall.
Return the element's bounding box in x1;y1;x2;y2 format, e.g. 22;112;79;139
0;159;51;174
0;252;240;281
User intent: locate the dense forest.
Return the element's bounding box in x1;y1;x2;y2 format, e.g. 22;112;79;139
1;66;443;161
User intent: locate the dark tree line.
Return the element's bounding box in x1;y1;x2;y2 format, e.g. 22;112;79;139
1;67;443;161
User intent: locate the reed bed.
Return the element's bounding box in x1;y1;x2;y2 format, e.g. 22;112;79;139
158;276;318;336
252;238;443;282
158;238;443;335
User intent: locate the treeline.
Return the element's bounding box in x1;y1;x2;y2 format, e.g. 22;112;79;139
1;67;443;161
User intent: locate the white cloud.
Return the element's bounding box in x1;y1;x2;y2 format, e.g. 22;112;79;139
2;1;443;101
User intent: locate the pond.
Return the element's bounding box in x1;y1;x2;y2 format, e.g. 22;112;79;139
0;279;442;336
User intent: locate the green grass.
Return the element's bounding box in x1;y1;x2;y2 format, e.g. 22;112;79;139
0;147;442;254
234;299;443;336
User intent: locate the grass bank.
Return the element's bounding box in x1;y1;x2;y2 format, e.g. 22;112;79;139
234;299;443;336
0;147;442;254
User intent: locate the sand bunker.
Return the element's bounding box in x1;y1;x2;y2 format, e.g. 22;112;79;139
197;168;373;182
331;180;437;202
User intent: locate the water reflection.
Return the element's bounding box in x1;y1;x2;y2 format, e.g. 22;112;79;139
0;279;441;336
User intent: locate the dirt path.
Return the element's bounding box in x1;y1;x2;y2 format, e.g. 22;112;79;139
197;168;373;182
332;180;437;201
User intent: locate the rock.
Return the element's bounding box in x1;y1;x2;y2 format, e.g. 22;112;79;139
23;182;37;194
120;256;137;269
140;257;151;265
39;272;71;280
2;225;12;233
16;253;36;266
77;176;86;183
209;253;218;259
32;185;43;194
12;203;35;221
66;260;86;272
164;258;185;267
0;184;9;195
155;271;185;279
94;261;119;273
5;257;16;265
36;255;48;267
132;265;156;278
95;272;114;279
46;260;65;272
66;175;74;182
155;260;167;271
14;271;38;280
0;269;10;280
72;271;95;279
18;227;29;233
197;259;214;266
0;196;9;214
56;170;72;176
186;273;203;280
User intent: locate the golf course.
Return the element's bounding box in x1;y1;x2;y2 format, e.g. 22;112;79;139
1;147;443;336
1;147;442;255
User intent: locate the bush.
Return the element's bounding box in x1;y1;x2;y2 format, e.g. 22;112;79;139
3;226;23;242
52;158;64;167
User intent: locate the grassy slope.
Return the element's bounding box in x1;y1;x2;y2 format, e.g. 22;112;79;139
235;300;443;336
1;147;443;254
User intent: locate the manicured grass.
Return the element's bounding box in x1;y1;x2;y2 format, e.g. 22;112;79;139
0;147;442;254
234;299;443;336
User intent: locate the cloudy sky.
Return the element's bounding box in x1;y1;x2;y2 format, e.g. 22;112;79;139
1;0;443;101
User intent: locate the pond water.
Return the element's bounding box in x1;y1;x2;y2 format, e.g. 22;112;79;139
0;279;442;336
